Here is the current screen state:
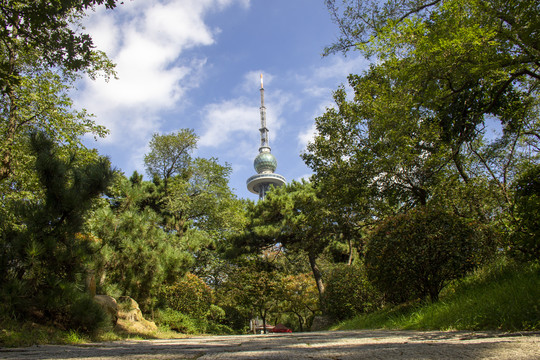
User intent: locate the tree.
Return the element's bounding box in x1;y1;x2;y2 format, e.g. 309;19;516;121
144;130;198;184
85;173;193;311
0;0;118;83
303;68;451;216
365;207;493;302
0;132;113;326
235;181;337;307
507;164;540;262
0;0;118;181
143;130;245;286
164;157;239;238
325;0;539;86
279;273;320;331
222;262;281;334
305;0;539;254
0;71;109;187
160;273;214;319
323;263;383;320
325;0;539;158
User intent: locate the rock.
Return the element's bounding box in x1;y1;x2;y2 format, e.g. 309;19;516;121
94;295;118;325
310;315;334;331
116;296;158;334
117;296;144;322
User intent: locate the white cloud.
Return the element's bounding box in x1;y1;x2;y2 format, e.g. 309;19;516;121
76;0;249;146
295;173;313;182
298;122;318;150
198;98;256;149
313;54;370;80
199;71;289;158
198;96;285;155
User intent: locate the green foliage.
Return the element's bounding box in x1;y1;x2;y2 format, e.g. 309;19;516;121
84;130;241;314
217;262;281;333
310;1;539;255
0;0;116;182
154;308;199;334
323;263;383;321
86;174;193;311
160;273;213;319
236;181;337;305
332;258;540;331
279;273;320;331
365;207;494;302
508;164;540;262
206;304;226;322
154;308;233;335
67;294;111;334
0;132;113;329
144;129;198;182
164;156;242;242
140;130;244;287
0;319;88;348
0;0;118;83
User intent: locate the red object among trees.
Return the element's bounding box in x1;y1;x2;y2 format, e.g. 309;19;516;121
272;324;292;333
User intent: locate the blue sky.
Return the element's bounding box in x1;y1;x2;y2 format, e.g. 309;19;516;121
75;0;371;199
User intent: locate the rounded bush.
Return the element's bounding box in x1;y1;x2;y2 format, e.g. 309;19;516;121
323;263;383;320
508;164;540;262
365;207;493;303
160;273;213;319
68;294;110;334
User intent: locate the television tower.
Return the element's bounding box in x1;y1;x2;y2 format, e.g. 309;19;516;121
246;74;286;200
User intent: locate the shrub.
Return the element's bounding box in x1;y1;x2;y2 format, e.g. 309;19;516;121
508;164;540;262
67;294;111;334
155;308;199;334
160;273;213;319
323;263;383;320
365;207;493;303
154;308;234;335
206;304;226;322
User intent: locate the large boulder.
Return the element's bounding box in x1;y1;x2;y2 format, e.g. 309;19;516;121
116;296;157;334
117;296;144;322
94;295;118;325
310;315;334;331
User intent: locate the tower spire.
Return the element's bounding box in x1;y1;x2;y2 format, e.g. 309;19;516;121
247;73;286;200
259;74;269;152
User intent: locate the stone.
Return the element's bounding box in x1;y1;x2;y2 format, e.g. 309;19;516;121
117;296;144;322
116;296;158;334
310;315;334;331
94;295;118;325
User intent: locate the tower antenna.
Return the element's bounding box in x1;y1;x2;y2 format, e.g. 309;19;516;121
247;73;286;200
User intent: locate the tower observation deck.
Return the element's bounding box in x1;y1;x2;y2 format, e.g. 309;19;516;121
246;74;286;199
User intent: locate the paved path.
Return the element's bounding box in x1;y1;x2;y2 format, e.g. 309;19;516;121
1;330;539;359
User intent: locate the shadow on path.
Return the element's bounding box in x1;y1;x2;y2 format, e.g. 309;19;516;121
1;330;538;359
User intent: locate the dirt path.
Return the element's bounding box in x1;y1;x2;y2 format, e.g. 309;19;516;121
1;330;539;359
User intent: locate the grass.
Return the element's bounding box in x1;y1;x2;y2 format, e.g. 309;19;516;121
3;258;537;346
331;258;540;332
0;318;188;348
0;320;89;347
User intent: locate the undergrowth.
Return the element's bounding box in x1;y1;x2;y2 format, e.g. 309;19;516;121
0;317;185;348
332;258;540;332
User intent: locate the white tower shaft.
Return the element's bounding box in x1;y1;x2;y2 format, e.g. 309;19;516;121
259;74;270;152
247;73;286;200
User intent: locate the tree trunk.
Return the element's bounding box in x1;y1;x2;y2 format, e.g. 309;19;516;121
347;237;353;265
260;309;267;334
452;144;470;183
0;39;19;182
308;251;325;309
296;313;304;332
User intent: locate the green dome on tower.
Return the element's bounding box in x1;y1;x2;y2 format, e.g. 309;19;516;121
254;152;277;174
